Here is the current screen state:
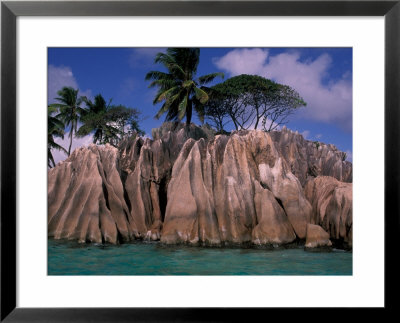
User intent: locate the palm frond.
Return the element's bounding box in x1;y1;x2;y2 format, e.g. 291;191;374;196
48;141;68;154
148;78;177;89
177;96;188;120
155;103;171;120
49;103;69;110
146;48;214;124
145;71;174;81
75;123;93;137
154;52;174;66
155;92;181;120
48;150;56;168
194;87;209;104
155;86;180;103
198;72;224;85
182;80;194;89
193;100;205;123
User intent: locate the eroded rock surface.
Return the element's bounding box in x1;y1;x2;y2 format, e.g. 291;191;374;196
304;176;353;248
48;144;133;244
48;123;352;248
305;224;332;249
270;126;352;186
161;131;309;245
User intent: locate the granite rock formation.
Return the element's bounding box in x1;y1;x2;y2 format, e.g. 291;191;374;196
48;145;131;244
271;126;352;186
305;224;332;249
48;122;352;248
304;176;353;248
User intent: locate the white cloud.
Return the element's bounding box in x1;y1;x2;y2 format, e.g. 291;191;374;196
52;131;94;165
128;48;165;68
301;130;310;139
48;65;93;165
213;48;269;76
257;118;281;131
48;65;78;104
48;65;92;104
213;49;352;132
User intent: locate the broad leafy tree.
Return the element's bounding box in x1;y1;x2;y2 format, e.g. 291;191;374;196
145;48;224;125
261;83;307;131
106;104;145;139
203;74;306;132
202;88;232;133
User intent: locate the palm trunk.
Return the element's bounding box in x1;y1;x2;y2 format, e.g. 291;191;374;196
48;149;55;168
68;125;73;156
186;100;192;125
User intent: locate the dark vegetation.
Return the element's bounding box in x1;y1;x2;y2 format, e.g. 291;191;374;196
203;74;306;132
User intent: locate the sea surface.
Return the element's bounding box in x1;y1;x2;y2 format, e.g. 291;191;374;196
48;239;352;275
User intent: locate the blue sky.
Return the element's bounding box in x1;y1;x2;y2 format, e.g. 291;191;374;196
48;47;352;163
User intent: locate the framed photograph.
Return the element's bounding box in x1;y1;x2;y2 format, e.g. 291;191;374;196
1;0;398;320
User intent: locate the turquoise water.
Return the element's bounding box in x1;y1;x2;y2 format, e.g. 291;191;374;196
48;239;352;275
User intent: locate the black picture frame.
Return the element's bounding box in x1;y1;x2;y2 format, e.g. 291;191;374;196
1;0;399;321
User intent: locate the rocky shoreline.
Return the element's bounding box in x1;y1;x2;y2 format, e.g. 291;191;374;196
48;123;352;250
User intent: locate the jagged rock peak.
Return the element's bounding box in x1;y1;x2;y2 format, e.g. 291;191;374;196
270;127;352;185
151;122;216;141
48;123;352;248
304;176;352;249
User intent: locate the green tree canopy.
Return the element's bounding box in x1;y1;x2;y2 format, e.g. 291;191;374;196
105;104;145;144
203;74;306;132
145;48;224;125
76;94;144;146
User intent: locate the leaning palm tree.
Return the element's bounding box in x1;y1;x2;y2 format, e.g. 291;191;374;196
50;87;86;156
48;106;67;168
76;94;120;145
145;48;224;125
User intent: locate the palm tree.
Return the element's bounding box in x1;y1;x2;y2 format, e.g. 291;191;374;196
48;106;67;168
50;87;86;156
145;48;224;125
76;94;120;145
